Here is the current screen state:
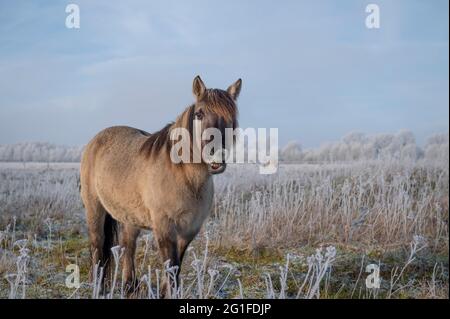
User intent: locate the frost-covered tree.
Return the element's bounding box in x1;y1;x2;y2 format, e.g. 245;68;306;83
424;133;449;164
281;141;302;162
282;130;444;163
0;142;84;162
342;132;367;145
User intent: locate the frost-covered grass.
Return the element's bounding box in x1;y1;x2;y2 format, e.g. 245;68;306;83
0;160;448;299
212;160;448;250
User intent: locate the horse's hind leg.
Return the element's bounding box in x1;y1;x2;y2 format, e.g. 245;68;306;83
84;196;107;280
120;223;140;293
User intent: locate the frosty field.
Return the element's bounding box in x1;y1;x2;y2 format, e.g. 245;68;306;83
0;160;448;299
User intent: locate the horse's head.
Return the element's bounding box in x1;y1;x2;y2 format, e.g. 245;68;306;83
191;75;241;174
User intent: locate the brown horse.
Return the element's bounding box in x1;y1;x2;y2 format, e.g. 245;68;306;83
80;76;241;296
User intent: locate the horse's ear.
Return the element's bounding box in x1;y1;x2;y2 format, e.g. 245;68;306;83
227;78;242;101
193;75;206;100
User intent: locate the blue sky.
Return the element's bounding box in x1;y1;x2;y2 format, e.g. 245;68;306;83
0;0;448;147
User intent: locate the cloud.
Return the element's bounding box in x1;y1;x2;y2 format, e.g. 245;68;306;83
0;0;448;147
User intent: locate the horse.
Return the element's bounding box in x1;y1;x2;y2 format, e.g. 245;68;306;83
80;76;241;296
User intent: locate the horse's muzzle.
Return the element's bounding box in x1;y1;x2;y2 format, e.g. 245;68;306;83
208;162;226;174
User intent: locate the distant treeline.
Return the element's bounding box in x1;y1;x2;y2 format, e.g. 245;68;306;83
280;130;449;163
0;142;84;162
0;131;448;163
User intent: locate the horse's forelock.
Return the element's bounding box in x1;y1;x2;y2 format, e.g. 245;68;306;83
202;89;238;124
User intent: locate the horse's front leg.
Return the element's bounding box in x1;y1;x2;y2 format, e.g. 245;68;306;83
155;225;180;298
176;236;194;282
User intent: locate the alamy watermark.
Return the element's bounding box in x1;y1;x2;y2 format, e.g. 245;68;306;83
65;4;80;29
365;4;380;29
169;121;279;175
365;263;381;289
65;4;380;30
65;264;80;289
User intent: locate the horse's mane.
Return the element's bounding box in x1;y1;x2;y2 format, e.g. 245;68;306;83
140;89;238;159
139;122;174;157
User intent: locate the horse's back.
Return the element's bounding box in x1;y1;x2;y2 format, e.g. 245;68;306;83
85;126;148;152
80;126;147;200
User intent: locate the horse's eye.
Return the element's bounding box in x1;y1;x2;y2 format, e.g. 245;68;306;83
194;111;203;120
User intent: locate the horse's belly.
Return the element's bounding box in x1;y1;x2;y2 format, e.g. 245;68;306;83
97;186;152;228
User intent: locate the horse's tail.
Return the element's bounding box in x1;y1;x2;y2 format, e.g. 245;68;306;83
102;213;119;277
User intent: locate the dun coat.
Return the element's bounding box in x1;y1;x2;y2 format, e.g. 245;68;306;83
80;76;241;296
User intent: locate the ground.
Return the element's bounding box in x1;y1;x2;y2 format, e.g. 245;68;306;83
0;161;448;298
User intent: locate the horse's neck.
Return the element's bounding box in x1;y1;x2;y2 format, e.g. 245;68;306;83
179;163;210;195
168;108;211;194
